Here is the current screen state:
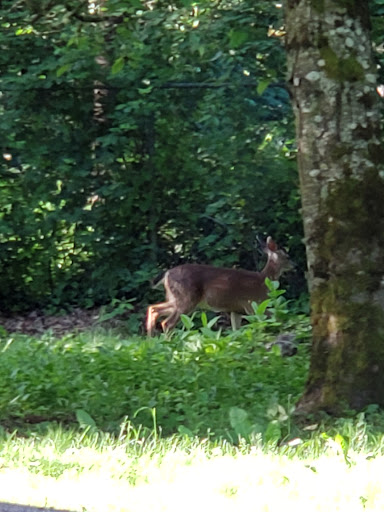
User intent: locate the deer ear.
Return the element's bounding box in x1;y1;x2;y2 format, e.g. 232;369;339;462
266;236;278;252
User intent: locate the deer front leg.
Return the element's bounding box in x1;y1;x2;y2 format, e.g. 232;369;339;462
230;302;254;330
230;312;242;330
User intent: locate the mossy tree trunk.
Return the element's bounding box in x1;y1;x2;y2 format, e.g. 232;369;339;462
285;0;384;413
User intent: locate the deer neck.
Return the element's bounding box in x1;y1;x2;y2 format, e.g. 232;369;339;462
260;254;280;281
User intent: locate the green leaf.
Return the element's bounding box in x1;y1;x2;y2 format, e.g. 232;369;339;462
257;80;270;96
76;409;97;429
256;299;271;315
180;314;194;330
111;56;124;74
264;420;281;444
56;63;71;77
229;407;253;437
177;425;194;437
229;407;248;426
265;278;280;291
229;29;248;48
207;315;220;329
200;327;215;337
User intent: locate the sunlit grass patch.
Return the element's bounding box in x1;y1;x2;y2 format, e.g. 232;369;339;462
0;427;384;511
1;451;384;511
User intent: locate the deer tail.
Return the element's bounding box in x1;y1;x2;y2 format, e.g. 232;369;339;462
151;271;166;289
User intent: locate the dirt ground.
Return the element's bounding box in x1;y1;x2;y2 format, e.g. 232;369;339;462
0;308;131;337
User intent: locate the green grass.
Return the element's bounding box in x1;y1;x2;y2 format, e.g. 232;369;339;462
0;310;311;439
1;302;384;510
1;422;384;511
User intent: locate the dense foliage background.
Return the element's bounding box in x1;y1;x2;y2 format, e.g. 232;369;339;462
1;0;383;313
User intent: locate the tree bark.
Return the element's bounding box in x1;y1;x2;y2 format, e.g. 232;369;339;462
285;0;384;413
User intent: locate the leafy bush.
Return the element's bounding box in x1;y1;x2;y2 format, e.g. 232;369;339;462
0;291;311;441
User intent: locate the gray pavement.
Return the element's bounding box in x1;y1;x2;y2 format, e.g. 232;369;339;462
0;503;75;512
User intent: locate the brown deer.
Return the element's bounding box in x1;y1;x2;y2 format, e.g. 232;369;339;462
146;237;292;336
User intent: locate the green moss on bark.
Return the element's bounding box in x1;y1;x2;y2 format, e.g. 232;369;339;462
299;170;384;413
319;47;365;81
310;0;325;13
315;170;384;262
305;284;384;412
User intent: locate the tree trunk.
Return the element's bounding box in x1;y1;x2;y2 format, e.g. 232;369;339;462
285;0;384;413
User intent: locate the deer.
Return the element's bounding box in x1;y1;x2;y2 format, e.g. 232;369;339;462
146;236;293;336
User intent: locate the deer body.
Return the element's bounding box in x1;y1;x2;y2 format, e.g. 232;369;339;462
146;237;291;336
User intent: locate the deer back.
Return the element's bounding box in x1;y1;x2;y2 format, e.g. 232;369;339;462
164;264;268;315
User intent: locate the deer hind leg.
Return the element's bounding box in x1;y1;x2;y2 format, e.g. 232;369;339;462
161;308;182;333
146;300;185;336
147;269;200;336
146;302;177;336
